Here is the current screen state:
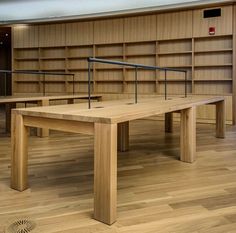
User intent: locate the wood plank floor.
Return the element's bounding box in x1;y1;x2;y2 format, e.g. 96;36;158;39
0;111;236;232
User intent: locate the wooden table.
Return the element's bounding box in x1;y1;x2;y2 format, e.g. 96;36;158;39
10;96;225;225
0;94;102;136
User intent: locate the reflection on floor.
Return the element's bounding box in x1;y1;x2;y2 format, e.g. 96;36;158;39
0;112;236;232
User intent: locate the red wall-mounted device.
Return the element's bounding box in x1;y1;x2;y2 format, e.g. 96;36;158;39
209;27;215;35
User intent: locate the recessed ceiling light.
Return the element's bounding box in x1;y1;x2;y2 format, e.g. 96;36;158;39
5;33;8;36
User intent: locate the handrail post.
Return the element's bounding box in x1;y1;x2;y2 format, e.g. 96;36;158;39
135;66;138;104
164;70;167;100
88;60;91;109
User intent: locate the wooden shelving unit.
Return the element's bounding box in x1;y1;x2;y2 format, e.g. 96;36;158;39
13;34;233;94
13;35;233;96
12;4;235;123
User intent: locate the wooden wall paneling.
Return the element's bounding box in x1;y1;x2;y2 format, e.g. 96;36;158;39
39;23;66;47
94;18;124;44
13;25;39;48
158;39;192;53
194;51;232;66
67;45;93;58
194;81;232;95
67;58;87;70
126;82;156;94
159;69;192;81
96;44;123;57
233;4;236;124
159;54;192;67
156;11;192;40
66;21;94;45
96;82;123;93
124;15;156;42
159;82;192;95
40;47;65;58
194;35;232;51
193;5;233;37
194;67;232;81
96;70;123;81
14;48;39;59
126;42;156;55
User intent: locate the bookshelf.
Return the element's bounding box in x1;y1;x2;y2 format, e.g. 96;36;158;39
12;4;235;123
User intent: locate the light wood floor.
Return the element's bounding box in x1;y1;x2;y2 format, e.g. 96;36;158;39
1;112;236;232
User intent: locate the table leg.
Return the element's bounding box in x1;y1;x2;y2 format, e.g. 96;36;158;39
5;103;16;133
11;112;29;191
118;121;129;152
165;112;173;133
216;100;225;138
94;123;117;225
37;99;49;137
180;107;196;163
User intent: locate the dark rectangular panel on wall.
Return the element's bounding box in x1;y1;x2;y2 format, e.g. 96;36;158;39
124;15;156;42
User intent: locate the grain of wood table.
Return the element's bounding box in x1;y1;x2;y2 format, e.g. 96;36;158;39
0;94;102;136
10;96;225;225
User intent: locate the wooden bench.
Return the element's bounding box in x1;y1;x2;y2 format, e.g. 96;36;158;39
10;96;225;225
0;94;102;136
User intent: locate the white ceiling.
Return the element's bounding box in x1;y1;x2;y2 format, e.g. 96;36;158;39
0;0;232;24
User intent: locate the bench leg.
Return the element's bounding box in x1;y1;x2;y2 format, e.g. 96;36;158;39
94;123;117;225
5;103;16;133
180;107;196;163
216;100;225;138
165;112;173;133
37;99;49;137
11;112;29;191
118;121;129;152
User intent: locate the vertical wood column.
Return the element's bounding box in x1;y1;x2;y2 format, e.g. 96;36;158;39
5;103;16;133
165;112;173;133
216;100;226;138
180;107;196;163
233;6;236;125
118;121;129;152
94;123;117;225
36;99;49;137
11;112;29;191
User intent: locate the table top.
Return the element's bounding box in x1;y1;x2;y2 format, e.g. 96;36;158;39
13;96;224;124
0;94;101;103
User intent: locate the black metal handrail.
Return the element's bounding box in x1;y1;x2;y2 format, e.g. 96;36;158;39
0;70;75;96
87;57;188;109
